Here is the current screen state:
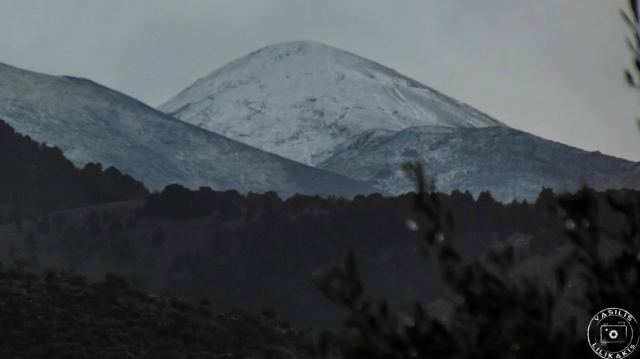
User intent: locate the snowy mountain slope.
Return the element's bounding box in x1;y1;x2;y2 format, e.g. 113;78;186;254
606;164;640;190
318;126;639;202
0;62;374;197
160;41;504;166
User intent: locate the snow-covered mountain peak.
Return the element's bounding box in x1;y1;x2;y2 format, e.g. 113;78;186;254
160;41;505;165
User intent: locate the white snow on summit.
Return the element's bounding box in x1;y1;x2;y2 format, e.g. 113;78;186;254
160;41;504;166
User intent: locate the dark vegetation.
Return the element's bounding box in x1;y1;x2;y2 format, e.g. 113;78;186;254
0;265;310;359
0;119;147;224
59;183;614;324
2;180;580;327
624;0;640;99
314;166;640;358
141;182;634;260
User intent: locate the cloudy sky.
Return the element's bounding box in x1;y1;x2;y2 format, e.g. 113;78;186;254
1;0;639;161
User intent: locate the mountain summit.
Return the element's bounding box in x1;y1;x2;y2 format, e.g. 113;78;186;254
160;41;504;166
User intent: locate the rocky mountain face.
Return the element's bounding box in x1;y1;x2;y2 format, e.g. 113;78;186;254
0;62;373;198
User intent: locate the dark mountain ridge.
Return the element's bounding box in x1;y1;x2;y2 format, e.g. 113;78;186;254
0;118;147;221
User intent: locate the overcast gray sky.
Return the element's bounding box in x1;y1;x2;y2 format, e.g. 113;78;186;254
1;0;639;161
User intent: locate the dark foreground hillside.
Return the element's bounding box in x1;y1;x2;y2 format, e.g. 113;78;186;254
3;182;632;328
0;265;310;359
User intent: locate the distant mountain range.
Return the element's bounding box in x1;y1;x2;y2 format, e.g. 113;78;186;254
0;41;637;200
0;62;372;198
161;41;639;200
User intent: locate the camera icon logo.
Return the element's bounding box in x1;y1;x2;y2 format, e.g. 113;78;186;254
601;322;627;344
588;308;639;358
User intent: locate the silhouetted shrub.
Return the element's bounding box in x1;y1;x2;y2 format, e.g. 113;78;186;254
0;265;311;358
